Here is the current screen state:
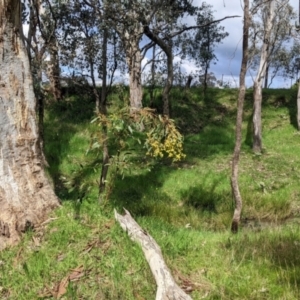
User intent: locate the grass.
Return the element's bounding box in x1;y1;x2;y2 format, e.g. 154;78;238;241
1;86;300;299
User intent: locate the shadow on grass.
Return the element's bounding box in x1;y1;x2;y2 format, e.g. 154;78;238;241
180;177;227;213
184;125;235;159
110;164;172;217
109;165;232;231
44;95;96;201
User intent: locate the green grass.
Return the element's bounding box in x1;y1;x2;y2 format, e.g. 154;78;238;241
1;87;300;299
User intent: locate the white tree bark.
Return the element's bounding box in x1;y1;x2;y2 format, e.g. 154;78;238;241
115;209;192;300
252;0;275;152
0;0;59;249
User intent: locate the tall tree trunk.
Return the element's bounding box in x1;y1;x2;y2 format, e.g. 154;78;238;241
231;0;249;233
125;42;143;114
99;26;109;201
162;50;173;117
252;0;274;153
0;0;59;249
297;81;300;130
47;35;62;102
90;58;101;113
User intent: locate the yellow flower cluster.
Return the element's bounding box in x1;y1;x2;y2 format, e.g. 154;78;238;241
146;135;164;158
163;131;185;161
146;123;186;162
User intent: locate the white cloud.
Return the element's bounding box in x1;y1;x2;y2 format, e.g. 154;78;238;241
180;59;201;74
193;0;299;88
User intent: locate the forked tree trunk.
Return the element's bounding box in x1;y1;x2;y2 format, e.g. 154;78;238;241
252;0;274;153
231;0;249;233
115;209;192;300
143;25;173;117
0;0;59;249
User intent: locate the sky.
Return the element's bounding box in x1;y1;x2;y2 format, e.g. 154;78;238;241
180;0;299;88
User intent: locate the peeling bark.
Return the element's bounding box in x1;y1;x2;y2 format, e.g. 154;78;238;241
0;0;59;249
115;209;192;300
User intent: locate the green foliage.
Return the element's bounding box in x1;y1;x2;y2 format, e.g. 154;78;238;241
90;106;186;164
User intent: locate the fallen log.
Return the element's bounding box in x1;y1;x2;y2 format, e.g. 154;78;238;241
114;209;193;300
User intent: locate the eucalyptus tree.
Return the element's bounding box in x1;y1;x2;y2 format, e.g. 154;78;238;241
104;0;182;115
22;0;63;152
252;0;275;152
58;0;123;108
249;0;295;88
141;0;198;116
37;0;62;102
142;1;238;115
24;0;62;102
0;0;59;249
103;0;239;116
250;0;295;152
103;0;153;113
186;2;228;95
57;0;124;199
58;0;101;102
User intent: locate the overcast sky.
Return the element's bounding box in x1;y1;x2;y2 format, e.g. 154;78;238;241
183;0;299;88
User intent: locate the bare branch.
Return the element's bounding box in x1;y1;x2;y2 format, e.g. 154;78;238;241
169;15;240;38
